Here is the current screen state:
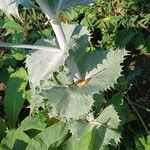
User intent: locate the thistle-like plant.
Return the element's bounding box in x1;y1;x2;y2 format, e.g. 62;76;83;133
0;0;128;149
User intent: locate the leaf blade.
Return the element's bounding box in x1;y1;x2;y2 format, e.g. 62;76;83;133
4;68;28;128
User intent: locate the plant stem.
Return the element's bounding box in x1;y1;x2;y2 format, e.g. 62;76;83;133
0;42;62;52
49;19;66;50
49;17;82;81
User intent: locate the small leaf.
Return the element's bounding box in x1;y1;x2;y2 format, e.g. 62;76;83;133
2;20;25;32
26;122;69;150
111;93;135;125
4;68;28;128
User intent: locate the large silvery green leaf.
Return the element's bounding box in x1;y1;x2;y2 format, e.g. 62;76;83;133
0;0;33;20
0;0;21;20
61;23;90;81
4;68;28;128
36;0;94;19
26;122;69;150
88;49;126;90
73;49;126;90
26;37;68;87
42;85;95;120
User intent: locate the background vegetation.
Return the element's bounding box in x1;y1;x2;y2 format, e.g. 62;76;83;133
0;0;150;149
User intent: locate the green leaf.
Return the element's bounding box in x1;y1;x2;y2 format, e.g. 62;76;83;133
115;29;135;48
145;35;150;53
72;50;107;79
26;122;69;150
4;68;28;128
68;119;94;139
1;129;30;150
90;105;121;149
1;20;25;32
62;23;90;81
110;93;135;125
60;130;93;150
135;134;150;150
35;0;93;19
26;37;68;87
87;49;127;91
42;85;95;120
18;114;47;131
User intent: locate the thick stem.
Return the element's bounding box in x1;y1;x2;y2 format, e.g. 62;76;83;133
49;19;66;50
49;17;82;81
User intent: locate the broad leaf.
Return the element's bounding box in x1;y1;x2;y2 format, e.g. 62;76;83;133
36;0;94;19
68;119;94;139
26;122;69;150
90;105;121;149
87;49;127;91
19;114;47;131
26;37;68;87
4;68;28;128
42;85;95;120
61;105;121;150
60;130;93;150
1;129;30;150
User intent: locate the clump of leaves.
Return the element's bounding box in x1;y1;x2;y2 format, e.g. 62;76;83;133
0;0;146;150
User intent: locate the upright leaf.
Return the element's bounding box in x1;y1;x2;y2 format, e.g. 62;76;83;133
4;68;28;128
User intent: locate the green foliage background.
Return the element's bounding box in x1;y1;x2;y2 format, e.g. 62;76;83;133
0;0;150;149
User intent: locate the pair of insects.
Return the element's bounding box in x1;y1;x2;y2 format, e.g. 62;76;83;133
74;68;106;87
